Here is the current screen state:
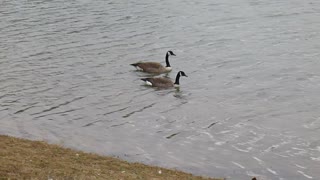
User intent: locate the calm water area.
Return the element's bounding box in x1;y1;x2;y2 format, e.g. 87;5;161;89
1;0;320;179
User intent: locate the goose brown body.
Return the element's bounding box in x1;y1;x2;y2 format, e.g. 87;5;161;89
131;51;175;74
141;77;174;88
131;62;171;74
141;71;187;88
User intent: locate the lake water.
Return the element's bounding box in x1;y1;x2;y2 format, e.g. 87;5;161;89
1;0;320;179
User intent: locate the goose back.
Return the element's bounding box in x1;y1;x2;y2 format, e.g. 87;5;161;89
132;62;169;73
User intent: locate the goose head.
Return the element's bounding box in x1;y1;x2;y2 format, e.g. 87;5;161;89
167;50;176;56
179;71;188;77
174;71;188;87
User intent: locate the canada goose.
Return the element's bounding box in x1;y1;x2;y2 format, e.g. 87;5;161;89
130;51;176;74
141;71;187;88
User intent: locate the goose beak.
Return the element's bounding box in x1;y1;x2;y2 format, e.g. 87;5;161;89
172;53;176;56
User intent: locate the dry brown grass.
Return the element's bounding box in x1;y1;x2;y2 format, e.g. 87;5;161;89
0;135;223;180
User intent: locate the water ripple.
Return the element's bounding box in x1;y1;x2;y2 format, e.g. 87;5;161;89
31;97;85;116
1;0;320;179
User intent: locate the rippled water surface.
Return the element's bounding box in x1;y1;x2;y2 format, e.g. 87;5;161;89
1;0;320;179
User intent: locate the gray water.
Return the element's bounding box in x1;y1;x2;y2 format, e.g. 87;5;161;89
1;0;320;179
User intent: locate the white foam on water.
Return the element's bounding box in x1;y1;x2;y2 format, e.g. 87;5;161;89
200;131;214;139
303;117;320;129
216;130;232;134
295;164;306;169
215;141;226;146
267;168;278;175
232;145;252;153
297;170;313;179
252;156;265;165
232;161;246;169
310;146;320;152
310;157;320;161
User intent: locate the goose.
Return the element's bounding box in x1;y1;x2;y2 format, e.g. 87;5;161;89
141;71;187;88
130;51;176;74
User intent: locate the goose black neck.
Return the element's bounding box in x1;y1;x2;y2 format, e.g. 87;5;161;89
165;53;171;67
174;72;181;85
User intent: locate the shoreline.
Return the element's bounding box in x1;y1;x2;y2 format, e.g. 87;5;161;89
0;135;223;179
